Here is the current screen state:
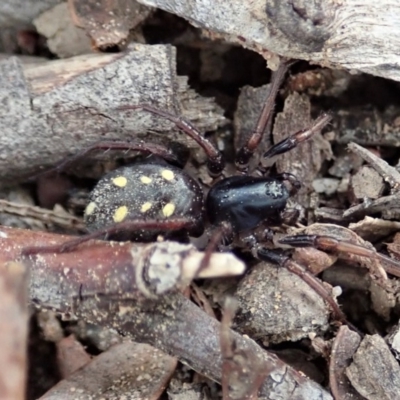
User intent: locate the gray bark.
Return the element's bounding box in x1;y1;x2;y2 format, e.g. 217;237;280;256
138;0;400;81
0;44;225;186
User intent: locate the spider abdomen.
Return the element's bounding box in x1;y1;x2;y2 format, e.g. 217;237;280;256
84;161;204;240
206;176;289;232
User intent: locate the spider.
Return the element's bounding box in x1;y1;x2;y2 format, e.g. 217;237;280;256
23;60;400;324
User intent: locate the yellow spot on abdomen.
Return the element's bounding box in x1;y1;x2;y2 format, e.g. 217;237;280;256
112;176;127;187
140;176;152;184
85;202;97;216
161;169;175;181
162;203;175;217
140;202;152;212
113;206;128;222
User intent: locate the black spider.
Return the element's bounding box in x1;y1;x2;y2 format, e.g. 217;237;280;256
24;60;400;323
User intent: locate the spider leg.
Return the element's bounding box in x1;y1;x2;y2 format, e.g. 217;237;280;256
198;222;233;275
35;140;181;179
22;218;196;256
117;104;224;177
280;234;400;278
263;113;332;160
235;60;290;171
256;246;348;323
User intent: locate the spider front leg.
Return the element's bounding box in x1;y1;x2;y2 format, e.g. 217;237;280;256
234;59;331;173
263;113;332;162
117;104;224;177
36;140;184;178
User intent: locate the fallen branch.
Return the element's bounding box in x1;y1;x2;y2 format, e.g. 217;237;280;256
0;44;225;186
137;0;400;81
0;226;332;399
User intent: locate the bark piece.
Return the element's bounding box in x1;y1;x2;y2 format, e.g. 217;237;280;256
33;3;92;58
348;142;400;191
0;199;84;232
137;0;400;81
0;0;61;28
314;207;347;225
335;106;400;147
0;44;225;186
350;216;400;244
234;263;330;344
346;334;400;400
369;278;395;320
386;320;400;361
344;192;400;220
40;342;177;399
287;69;352;97
0;188;46;231
350;166;385;201
56;335;92;378
69;0;152;50
329;325;363;400
344;144;400;218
